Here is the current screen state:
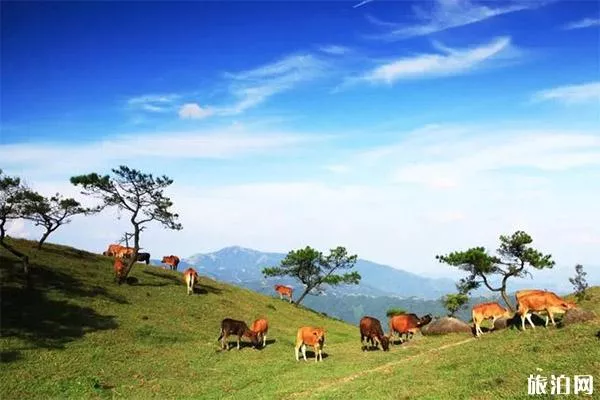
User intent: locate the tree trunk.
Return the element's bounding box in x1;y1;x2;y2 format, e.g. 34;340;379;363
121;223;140;283
37;228;52;250
294;287;312;306
500;288;514;312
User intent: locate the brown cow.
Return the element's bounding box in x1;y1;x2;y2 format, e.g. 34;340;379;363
113;257;126;284
389;313;432;344
251;318;269;348
217;318;260;350
116;247;135;259
472;302;512;337
359;316;389;351
183;268;198;295
274;284;293;303
295;327;326;362
103;243;124;257
162;255;180;271
518;291;576;330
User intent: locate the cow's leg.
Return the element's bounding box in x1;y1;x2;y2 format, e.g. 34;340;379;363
547;311;556;326
237;335;241;350
295;344;301;361
490;316;498;331
263;334;267;347
288;295;292;303
301;344;307;361
526;313;536;329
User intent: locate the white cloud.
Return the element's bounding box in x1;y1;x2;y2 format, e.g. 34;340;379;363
0;127;320;176
178;103;214;119
562;17;600;30
353;0;376;9
184;53;327;118
531;81;600;105
318;45;352;55
325;164;351;174
366;0;548;40
127;93;180;113
5;220;31;239
359;36;512;84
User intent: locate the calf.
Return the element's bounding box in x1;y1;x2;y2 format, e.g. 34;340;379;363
251;318;269;347
472;302;512;337
359;316;389;351
295;326;326;362
217;318;259;350
183;268;199;295
274;284;293;303
517;291;576;330
389;313;432;344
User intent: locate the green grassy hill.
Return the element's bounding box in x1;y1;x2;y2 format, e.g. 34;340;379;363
2;239;599;399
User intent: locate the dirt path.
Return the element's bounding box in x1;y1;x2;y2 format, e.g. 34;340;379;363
289;337;476;398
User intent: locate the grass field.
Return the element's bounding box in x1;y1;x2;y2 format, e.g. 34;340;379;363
1;239;599;399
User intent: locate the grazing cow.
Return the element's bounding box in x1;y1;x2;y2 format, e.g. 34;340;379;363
217;318;259;350
162;255;180;271
295;326;326;362
359;316;389;351
389;313;432;344
103;243;124;257
518;291;576;330
183;268;199;295
472;302;512;337
514;289;574;327
251;318;269;348
115;247;135;259
136;252;150;265
113;257;126;283
274;284;293;303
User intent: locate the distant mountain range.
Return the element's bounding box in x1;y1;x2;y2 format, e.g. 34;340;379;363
150;246;593;325
184;246;457;299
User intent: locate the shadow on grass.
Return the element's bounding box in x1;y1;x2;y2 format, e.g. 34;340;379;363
0;351;22;363
142;269;181;285
300;350;329;360
193;284;222;295
1;256;120;361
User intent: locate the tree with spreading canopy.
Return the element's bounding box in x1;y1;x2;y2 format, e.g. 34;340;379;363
0;169;31;273
20;192;97;249
436;230;554;311
441;293;469;318
263;245;361;305
71;166;182;283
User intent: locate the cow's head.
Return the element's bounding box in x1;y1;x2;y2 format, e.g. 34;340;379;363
249;330;260;348
562;301;577;310
380;335;390;351
313;328;326;346
418;314;433;327
161;256;168;263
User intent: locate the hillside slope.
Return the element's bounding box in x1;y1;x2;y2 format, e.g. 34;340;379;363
1;239;599;399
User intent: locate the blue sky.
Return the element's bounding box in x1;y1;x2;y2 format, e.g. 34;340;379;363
1;0;599;285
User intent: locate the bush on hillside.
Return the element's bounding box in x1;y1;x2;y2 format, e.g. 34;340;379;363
386;308;407;318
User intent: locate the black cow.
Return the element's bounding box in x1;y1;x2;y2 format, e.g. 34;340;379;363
217;318;260;350
360;316;390;351
136;252;150;265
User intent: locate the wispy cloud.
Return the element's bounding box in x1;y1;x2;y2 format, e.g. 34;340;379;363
127;93;180;113
353;0;376;9
0;127;321;176
357;36;513;84
532;81;600;105
562;17;600;30
318;45;352;56
366;0;547;40
179;54;327;119
351;125;600;188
